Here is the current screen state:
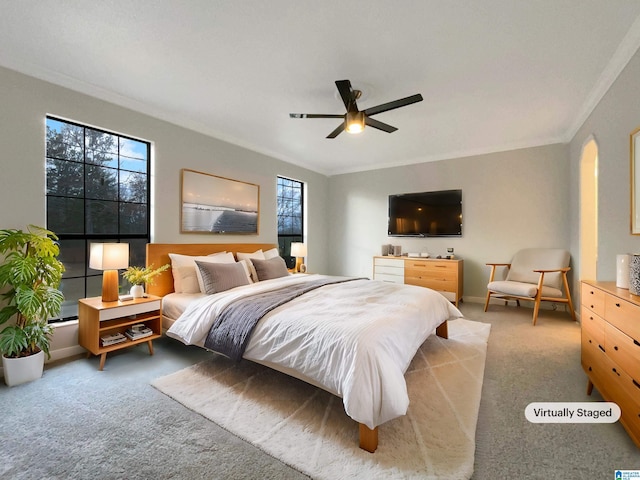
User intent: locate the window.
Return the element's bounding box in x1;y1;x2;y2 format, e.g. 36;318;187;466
277;176;304;269
45;117;151;321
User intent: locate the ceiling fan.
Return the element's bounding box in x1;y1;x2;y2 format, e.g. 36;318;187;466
290;79;423;139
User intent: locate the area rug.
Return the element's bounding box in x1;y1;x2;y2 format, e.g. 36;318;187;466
152;318;491;480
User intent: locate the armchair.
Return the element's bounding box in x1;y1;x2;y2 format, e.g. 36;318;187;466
484;248;576;325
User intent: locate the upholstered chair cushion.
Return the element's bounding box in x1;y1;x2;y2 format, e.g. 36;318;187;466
505;248;570;290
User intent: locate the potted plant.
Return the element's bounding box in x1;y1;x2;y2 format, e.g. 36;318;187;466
0;225;64;386
122;263;169;298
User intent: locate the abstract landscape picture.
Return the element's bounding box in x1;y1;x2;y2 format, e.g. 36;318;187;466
181;169;259;234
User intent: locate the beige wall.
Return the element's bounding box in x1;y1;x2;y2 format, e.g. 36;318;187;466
0;65;329;361
327;144;571;301
568;46;640;290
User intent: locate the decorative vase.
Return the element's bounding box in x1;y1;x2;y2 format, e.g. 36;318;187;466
2;350;45;387
130;284;144;298
616;254;631;289
629;254;640;296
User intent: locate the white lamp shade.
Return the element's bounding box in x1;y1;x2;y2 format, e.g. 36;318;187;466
89;243;129;270
290;242;307;257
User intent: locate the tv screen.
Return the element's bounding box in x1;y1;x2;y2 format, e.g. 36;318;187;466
388;189;462;237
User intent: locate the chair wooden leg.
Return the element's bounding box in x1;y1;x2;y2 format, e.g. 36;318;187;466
532;299;541;326
484;291;492;312
562;272;577;322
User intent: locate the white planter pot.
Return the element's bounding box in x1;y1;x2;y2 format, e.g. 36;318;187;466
130;284;145;298
2;350;45;387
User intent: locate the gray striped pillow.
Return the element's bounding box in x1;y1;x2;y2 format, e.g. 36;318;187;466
195;261;250;294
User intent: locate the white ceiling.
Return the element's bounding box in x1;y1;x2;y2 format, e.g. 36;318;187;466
2;1;640;176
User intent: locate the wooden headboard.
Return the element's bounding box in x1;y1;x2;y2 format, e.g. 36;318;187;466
145;243;278;297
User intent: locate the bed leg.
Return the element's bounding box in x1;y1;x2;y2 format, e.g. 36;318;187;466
436;320;448;339
359;424;378;453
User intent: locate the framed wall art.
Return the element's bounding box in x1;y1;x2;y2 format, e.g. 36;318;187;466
181;169;259;234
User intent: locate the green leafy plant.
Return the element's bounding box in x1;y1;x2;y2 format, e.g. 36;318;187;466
0;225;64;359
122;263;169;286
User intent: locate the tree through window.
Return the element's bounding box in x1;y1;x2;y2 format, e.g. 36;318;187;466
46;117;150;321
277;176;304;269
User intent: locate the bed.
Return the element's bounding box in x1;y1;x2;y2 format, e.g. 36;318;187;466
146;243;461;452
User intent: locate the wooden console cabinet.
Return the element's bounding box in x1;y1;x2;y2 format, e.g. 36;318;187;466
581;280;640;447
373;256;463;306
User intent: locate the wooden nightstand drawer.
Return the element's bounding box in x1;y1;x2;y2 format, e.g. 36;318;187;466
581;283;605;317
98;299;161;321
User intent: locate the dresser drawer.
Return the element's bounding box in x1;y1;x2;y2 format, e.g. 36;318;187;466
581;304;605;346
605;322;640;382
582;328;606;379
374;257;404;268
405;275;457;292
373;265;404;276
605;295;640;341
405;259;455;273
581;283;605;317
597;353;640;442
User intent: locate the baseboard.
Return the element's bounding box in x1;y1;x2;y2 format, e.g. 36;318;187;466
46;345;86;364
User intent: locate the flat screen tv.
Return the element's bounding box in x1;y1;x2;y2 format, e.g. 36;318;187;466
388;189;462;237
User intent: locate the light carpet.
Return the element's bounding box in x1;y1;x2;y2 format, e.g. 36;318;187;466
152;318;491;480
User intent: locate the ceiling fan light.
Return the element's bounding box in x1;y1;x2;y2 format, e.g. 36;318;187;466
345;111;365;134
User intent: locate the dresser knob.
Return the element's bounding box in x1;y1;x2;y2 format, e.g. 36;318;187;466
633;379;640;390
612;368;621;377
615;303;621;308
614;346;619;351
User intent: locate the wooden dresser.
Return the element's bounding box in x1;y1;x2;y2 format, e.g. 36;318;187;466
581;280;640;447
372;256;463;306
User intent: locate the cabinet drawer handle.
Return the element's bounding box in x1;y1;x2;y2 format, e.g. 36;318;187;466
615;303;621;308
614;346;619;351
612;368;621;377
633;379;640;390
598;345;606;353
590;305;595;309
634;339;640;348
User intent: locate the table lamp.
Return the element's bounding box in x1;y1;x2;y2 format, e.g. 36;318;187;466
90;243;129;302
290;242;307;273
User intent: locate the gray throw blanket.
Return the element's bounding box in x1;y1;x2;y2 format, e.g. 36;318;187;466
204;277;364;361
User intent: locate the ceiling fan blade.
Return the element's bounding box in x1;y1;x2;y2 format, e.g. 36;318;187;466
363;93;423;117
326;122;345;139
290;113;344;119
335;80;358;112
365;117;398;133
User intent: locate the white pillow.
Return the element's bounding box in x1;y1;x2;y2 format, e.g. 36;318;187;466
236;250;265;281
168;252;234;293
263;247;280;259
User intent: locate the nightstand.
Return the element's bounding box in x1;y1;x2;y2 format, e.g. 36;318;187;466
78;295;162;370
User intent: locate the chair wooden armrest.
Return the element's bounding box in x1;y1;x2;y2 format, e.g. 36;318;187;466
533;267;571;273
486;263;511;283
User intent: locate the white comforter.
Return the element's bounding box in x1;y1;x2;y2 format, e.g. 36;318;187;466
167;274;462;429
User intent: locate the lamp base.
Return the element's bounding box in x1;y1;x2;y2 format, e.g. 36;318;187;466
101;269;120;302
295;257;303;273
